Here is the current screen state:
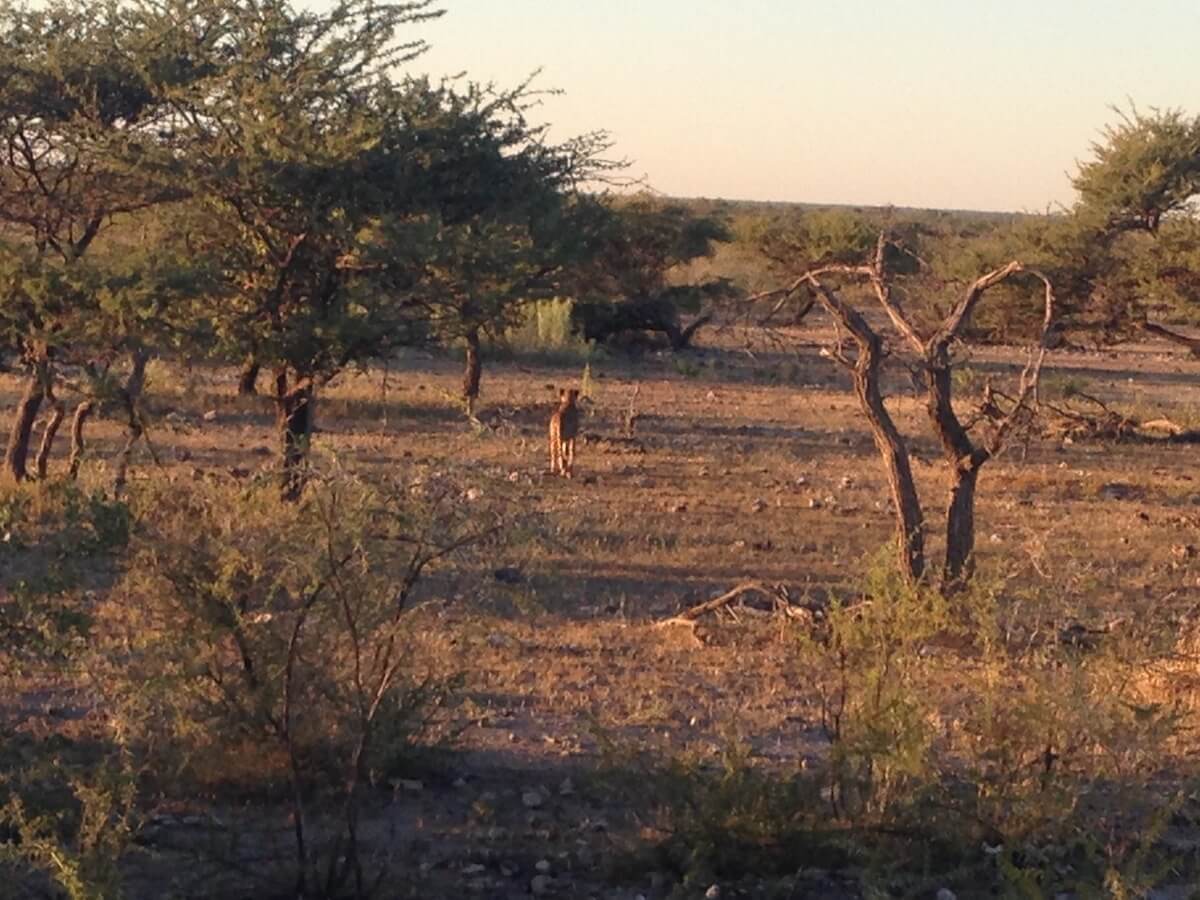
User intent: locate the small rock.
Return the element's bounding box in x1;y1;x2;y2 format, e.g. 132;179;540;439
808;498;822;509
705;885;722;900
500;861;520;877
396;778;423;793
989;533;1002;544
670;501;688;513
1098;482;1139;501
452;777;468;789
522;790;544;809
535;859;552;874
558;777;574;796
840;476;854;488
507;470;521;482
461;863;487;876
493;566;523;584
202;409;218;422
706;390;717;400
936;890;957;900
750;498;768;513
794;475;808;486
487;632;518;649
464;487;483;501
531;874;553;895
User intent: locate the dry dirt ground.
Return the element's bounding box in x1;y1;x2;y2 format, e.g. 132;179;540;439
6;319;1200;898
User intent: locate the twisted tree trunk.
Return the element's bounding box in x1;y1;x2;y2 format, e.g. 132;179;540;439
4;353;51;483
807;275;926;585
853;334;927;586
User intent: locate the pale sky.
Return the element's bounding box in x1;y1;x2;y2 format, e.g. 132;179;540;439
349;2;1200;212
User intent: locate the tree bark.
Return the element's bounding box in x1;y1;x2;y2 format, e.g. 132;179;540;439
462;329;481;418
807;276;925;585
924;361;988;592
112;349;150;496
276;369;314;501
943;464;982;589
4;355;50;483
853;338;927;586
68;400;95;481
237;358;262;395
34;393;66;480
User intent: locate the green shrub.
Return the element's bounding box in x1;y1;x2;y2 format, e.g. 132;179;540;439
603;553;1198;897
94;469;505;893
503;297;589;355
0;746;136;900
0;480;130;673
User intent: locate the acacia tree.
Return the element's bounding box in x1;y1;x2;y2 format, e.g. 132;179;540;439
765;231;1056;590
160;0;443;498
568;195;734;350
1068;107;1200;348
0;0;188;482
380;77;616;417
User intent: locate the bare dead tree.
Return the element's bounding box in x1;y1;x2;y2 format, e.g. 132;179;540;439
768;232;1057;592
804;269;928;586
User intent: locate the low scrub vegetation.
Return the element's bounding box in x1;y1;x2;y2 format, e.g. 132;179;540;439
604;559;1199;898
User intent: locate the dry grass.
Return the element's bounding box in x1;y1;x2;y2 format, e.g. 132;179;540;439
5;320;1200;896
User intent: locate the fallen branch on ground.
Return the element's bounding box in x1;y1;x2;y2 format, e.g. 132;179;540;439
656;581;811;633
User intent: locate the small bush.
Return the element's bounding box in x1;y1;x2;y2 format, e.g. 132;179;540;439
0;480;130;673
0;745;136;900
605;554;1199;897
95;469;507;893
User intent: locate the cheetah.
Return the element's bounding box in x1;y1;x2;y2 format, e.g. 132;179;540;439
548;388;580;478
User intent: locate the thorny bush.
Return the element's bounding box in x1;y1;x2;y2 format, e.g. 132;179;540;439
94;468;510;897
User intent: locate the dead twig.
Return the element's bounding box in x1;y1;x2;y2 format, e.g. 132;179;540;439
656;581;811;641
